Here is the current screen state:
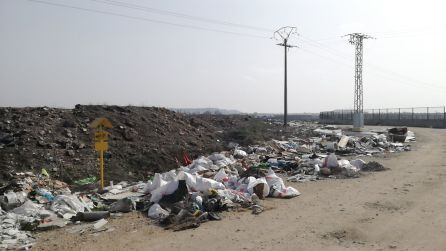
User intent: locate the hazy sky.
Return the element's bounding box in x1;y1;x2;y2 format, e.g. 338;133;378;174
1;0;445;113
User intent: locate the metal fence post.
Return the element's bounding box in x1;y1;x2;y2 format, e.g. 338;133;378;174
398;108;401;121
412;107;414;121
427;107;429;120
443;106;446;128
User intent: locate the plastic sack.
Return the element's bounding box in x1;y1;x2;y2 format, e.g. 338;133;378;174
161;170;177;182
337;159;351;168
148;203;169;220
208;153;226;162
214;169;229;182
194;177;225;192
188;165;208;174
176;171;197;189
109;198;135;213
149;180;179;203
12;200;42;217
51;195;86;215
323;153;338;168
4;191;27;205
189;156;213;169
208;153;235;167
265;168;300;198
350;159;366;170
143;173;167;194
247;177;269;198
234;149;247;158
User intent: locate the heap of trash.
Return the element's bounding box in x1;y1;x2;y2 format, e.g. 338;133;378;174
0;125;415;249
0;152;301;249
238;125;415;181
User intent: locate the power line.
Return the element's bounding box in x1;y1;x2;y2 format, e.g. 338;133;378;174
301;35;445;90
19;0;446;92
298;47;351;69
299;44;444;91
90;0;273;33
27;0;270;39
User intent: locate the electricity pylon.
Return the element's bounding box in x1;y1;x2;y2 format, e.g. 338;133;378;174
274;27;298;126
344;33;373;131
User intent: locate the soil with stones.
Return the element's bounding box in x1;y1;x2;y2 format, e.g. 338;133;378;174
0;105;293;185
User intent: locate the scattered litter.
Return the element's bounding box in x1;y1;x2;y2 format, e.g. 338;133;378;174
362;161;386;172
93;219;108;230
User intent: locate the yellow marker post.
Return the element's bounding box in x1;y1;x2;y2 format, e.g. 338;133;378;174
90;118;112;190
100;149;104;189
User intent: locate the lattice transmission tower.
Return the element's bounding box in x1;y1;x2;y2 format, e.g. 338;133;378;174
344;33;373;130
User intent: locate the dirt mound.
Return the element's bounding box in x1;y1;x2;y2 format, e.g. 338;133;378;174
0;106;290;185
0;105;226;184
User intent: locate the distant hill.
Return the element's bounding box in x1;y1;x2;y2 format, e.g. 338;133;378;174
255;113;320;121
170;108;242;115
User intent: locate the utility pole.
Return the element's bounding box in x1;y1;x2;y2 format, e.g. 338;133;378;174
274;27;297;126
344;33;373;131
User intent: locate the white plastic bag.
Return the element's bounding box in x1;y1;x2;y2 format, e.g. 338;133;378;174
51;195;86;215
188;165;208;174
214;169;228;182
337;159;351;168
209;153;235;167
12;200;42;217
162;170;177;181
149;180;179;203
194;177;225;192
148;203;169;220
234;149;247;158
143;173;167;194
190;156;213;169
265;168;300;198
247;177;269;198
314;164;320;173
338;135;350;148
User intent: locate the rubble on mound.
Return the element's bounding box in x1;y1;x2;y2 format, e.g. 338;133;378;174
0;106;299;186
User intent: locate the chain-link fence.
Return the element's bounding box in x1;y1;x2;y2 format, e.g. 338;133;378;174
320;106;446;128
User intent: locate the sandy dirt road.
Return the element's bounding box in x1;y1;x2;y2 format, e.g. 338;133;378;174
34;127;446;251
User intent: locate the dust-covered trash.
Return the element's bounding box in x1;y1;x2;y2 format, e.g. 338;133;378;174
362;161;386;172
148;203;169;220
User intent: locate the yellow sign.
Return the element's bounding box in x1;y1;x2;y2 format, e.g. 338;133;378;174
91;117;112;190
94;131;109;141
94;141;108;151
90;117;113;129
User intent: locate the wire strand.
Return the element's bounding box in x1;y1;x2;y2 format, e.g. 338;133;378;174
27;0;270;39
90;0;274;33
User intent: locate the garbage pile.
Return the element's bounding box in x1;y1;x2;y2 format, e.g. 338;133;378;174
0;171;91;250
143;152;300;231
229;125;415;181
0;124;416;249
0;152;301;249
311;126;415;155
